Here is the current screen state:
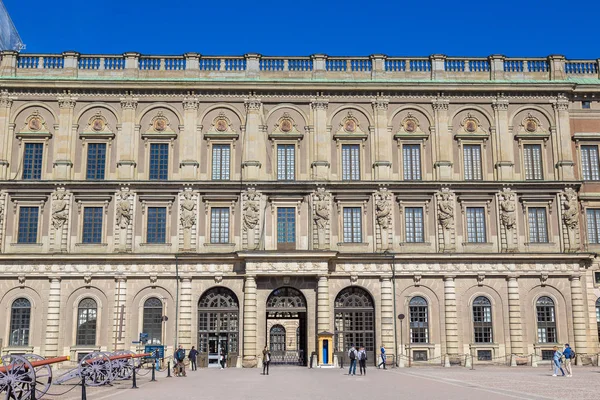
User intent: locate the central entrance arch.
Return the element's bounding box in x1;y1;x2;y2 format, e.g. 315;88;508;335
266;287;307;366
334;286;375;363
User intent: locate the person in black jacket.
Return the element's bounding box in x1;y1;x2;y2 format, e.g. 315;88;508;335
175;345;187;377
188;346;198;371
262;346;271;375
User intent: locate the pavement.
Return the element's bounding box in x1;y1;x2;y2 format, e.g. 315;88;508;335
44;364;600;400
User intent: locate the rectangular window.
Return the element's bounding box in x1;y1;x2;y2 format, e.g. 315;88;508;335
528;207;548;243
413;350;428;361
212;144;231;180
405;207;424;243
210;207;229;244
17;207;39;243
581;145;600;181
149;143;168;180
146;207;167;243
463;144;482;180
403;144;421;180
277;207;296;250
477;350;492;361
22;143;43;180
587;209;600;244
541;350;554;361
342;144;360;181
86;143;106;180
277;145;295;180
82;207;103;244
343;207;362;243
523;144;543;180
466;207;486;243
582;101;591;109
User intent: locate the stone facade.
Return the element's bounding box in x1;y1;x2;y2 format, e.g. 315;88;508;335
1;51;600;367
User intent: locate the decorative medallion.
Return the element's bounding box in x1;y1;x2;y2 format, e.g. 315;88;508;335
522;113;541;134
153;117;167;132
344;119;356;133
403;113;419;133
91;117;105;132
465;119;477;133
28;115;42;132
215;118;228;132
280;118;292;133
525;119;537;133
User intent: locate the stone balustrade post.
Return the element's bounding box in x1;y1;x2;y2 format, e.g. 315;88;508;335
123;52;140;78
548;55;566;80
570;274;587;365
184;52;200;78
0;50;17;76
311;54;327;78
245;53;261;78
62;51;79;77
370;54;386;79
430;54;446;80
243;275;258;367
489;54;506;81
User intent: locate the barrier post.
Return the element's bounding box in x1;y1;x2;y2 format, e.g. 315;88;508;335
81;378;87;400
132;365;138;389
167;360;172;377
151;359;157;382
31;381;36;400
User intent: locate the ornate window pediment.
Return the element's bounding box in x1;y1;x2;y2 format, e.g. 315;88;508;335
454;113;489;142
395;112;428;140
16;110;52;139
515;113;550;143
205;111;239;140
80;111;115;140
333;111;367;141
269;113;303;141
141;112;177;141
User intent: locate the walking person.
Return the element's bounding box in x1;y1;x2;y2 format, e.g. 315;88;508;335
219;348;226;369
358;346;367;375
262;346;271;375
347;345;358;376
188;346;198;371
563;344;575;377
175;345;187;377
378;345;387;369
552;346;565;377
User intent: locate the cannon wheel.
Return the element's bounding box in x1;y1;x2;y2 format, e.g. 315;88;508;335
23;354;52;399
113;351;134;381
80;352;112;386
0;354;36;400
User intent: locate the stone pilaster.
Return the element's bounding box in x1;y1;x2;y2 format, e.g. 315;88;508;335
45;277;62;356
117;97;138;179
506;276;523;355
310;100;330;180
553;95;575;180
380;276;395;353
243;275;258;367
178;278;193;347
433;98;453;180
0;91;13;179
372;99;392;180
570;274;587;364
317;275;330;333
180;97;200;179
54;96;76;179
242;99;264;180
113;277;127;350
443;276;459;357
492;97;514;180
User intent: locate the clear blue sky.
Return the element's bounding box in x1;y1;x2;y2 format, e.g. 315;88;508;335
5;0;600;58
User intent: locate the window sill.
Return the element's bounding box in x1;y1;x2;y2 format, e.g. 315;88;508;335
75;243;108;247
524;242;555;246
10;243;42;246
405;343;436;349
204;243;236;247
2;345;34;354
140;243;172;247
469;343;499;349
337;242;369;247
400;242;431;246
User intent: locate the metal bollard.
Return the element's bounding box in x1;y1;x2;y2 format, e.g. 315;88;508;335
167;361;172;378
132;365;138;389
31;381;37;400
151;359;157;382
81;378;87;400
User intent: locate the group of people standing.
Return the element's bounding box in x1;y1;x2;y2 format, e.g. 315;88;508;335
172;345;227;377
347;345;387;375
552;344;575;377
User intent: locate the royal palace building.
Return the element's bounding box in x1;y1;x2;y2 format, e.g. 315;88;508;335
1;51;600;368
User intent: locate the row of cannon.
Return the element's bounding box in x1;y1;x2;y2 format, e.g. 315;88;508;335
0;351;151;399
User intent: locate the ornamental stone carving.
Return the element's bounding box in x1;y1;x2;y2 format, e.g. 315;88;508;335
374;188;393;251
242;188;262;250
561;188;580;252
497;188;517;252
115;188;135;252
312;187;331;250
436;188;455;252
0;191;6;253
51;188;71;252
179;189;198;251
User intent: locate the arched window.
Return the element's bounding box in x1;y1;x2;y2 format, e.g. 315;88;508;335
536;296;556;343
76;298;97;346
10;298;31;346
334;287;375;361
596;298;600;342
409;296;429;343
472;296;492;343
270;325;286;352
143;297;163;345
198;287;239;356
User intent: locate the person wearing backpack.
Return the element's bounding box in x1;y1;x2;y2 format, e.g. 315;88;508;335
562;344;575;377
358;346;367;375
552;346;565;377
378;345;387;369
347;345;358;376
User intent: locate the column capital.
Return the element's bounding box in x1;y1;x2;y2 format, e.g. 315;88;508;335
318;275;329;280
569;273;582;281
49;276;62;283
120;97;138;110
506;274;520;281
552;94;569;111
58;96;77;109
443;275;456;281
311;100;329;110
244;98;262;113
372;98;389;111
114;275;127;283
180;277;192;283
183;96;199;110
432;98;449;111
379;275;392;282
492;97;509;111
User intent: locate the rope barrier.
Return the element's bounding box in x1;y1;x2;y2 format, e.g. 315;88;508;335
43;379;84;397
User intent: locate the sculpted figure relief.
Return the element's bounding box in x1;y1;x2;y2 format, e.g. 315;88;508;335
51;190;69;230
437;189;454;230
312;188;331;249
498;188;517;231
242;188;260;232
562;188;579;230
374;188;392;250
180;191;197;230
115;189;133;229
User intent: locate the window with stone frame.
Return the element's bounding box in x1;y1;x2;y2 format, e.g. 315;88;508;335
82;207;103;244
405;207;424;243
466;207;486;243
581;145;600;181
149;143;169;180
17;206;39;244
210;207;230;244
86;143;107;180
463;144;482;180
523;144;543;180
473;296;493;343
409;296;429;343
596;298;600;341
342;207;362;243
76;298;97;346
22;142;44;180
212;144;231;181
146;207;167;244
9;298;31;346
143;297;163;345
277;144;295;181
277;207;296;250
403;144;421;181
536;296;557;343
341;144;360;181
528;207;549;243
586;208;600;244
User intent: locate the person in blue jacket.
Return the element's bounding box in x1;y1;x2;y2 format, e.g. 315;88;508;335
562;344;574;377
552;346;565;377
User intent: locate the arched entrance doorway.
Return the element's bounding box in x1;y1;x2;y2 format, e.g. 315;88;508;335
266;287;307;365
198;287;239;368
334;286;375;363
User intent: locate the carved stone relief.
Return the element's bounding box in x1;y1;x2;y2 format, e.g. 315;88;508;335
561;188;580;252
436;188;455;252
115;188;135;252
242;188;262;250
374;188;393;251
178;189;199;251
0;191;6;253
311;187;331;250
497;188;517;252
51;188;71;252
